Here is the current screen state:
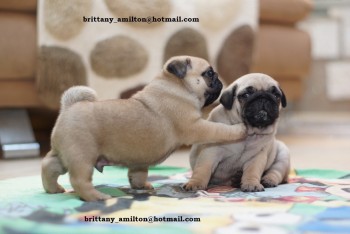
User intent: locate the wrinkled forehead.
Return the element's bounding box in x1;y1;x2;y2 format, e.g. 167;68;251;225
165;56;211;75
235;73;278;93
188;57;210;73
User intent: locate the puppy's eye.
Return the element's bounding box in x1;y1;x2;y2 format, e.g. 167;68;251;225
271;87;281;99
274;93;281;99
207;69;214;77
240;93;250;99
272;91;281;99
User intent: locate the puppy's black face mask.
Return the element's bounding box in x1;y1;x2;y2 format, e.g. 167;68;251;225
166;59;222;107
202;67;223;107
239;86;284;128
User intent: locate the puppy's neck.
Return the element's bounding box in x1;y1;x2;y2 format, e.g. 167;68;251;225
247;122;278;136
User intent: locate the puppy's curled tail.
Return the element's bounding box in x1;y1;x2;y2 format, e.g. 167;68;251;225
61;86;97;111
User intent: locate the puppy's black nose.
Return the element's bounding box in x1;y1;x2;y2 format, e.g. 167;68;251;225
255;110;268;121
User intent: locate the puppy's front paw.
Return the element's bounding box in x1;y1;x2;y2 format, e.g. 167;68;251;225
183;180;207;191
143;182;154;190
233;123;247;139
241;182;265;192
131;182;154;190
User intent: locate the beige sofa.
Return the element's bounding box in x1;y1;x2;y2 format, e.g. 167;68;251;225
0;0;313;158
252;0;313;100
0;0;313;108
0;0;39;107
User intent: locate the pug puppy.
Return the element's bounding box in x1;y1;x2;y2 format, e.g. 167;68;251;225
41;56;246;201
185;73;290;192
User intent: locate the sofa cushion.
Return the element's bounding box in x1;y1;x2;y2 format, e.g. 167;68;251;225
275;77;304;101
0;80;41;107
0;0;37;12
251;24;311;78
0;12;36;80
260;0;313;24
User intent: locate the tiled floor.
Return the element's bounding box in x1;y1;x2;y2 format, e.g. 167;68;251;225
1;111;350;180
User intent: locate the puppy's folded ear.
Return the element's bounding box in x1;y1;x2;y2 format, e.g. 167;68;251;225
279;87;287;108
220;85;237;110
165;57;191;79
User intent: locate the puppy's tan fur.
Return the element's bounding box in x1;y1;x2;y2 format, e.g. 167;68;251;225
185;73;290;192
41;56;246;201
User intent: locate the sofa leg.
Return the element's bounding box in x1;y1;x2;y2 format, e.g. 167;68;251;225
0;109;40;159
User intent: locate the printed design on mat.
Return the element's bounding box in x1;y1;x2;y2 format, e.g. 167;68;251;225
0;168;350;234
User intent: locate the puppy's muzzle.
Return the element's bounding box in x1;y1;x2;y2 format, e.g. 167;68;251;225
243;92;279;128
204;74;223;107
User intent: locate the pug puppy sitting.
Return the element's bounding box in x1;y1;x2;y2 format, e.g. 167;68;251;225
41;56;246;201
185;73;290;192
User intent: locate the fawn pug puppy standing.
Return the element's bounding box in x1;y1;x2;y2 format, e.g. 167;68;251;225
185;73;290;192
41;56;246;201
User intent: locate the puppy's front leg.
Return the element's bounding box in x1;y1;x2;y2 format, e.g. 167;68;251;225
240;150;268;192
187;120;246;145
261;141;290;188
128;167;153;190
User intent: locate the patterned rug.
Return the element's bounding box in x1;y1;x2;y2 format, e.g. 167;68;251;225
1;166;350;234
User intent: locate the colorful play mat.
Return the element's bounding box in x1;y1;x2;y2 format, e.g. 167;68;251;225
1;166;350;234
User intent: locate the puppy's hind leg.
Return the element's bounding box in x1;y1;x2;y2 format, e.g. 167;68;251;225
68;158;111;201
184;147;221;191
41;150;67;194
261;141;290;188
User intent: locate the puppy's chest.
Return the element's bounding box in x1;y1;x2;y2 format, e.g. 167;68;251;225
243;134;272;156
210;135;271;184
225;134;271;164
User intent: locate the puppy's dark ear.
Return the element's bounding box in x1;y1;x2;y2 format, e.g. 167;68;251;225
220;85;237;110
279;87;287;108
166;58;191;79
